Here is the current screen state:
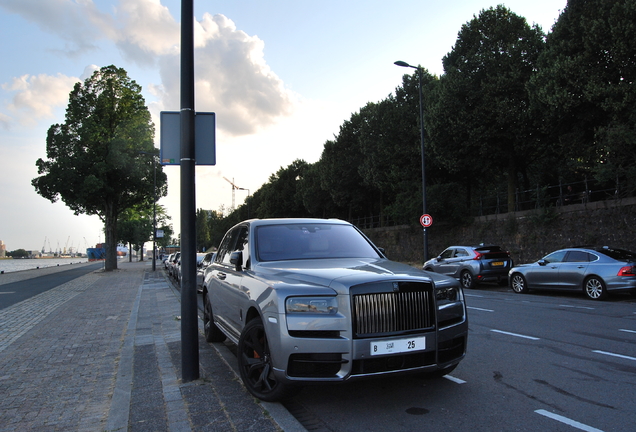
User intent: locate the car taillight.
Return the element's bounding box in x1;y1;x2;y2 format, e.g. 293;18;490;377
618;266;636;276
473;251;483;260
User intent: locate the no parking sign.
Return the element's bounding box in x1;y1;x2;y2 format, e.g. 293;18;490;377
420;214;433;227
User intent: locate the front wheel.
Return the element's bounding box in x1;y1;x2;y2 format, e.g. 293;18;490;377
510;273;528;294
238;318;299;402
460;270;475;289
584;276;607;300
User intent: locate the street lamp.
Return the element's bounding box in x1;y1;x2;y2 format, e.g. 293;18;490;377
394;60;428;261
139;150;158;271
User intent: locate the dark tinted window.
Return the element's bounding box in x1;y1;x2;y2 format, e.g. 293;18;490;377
595;247;636;261
256;223;380;262
543;250;567;263
455;249;469;257
565;251;592;262
440;249;454;259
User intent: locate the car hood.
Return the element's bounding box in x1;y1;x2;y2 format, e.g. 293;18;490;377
254;257;456;294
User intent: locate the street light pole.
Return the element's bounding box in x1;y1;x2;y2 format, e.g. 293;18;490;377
394;60;428;261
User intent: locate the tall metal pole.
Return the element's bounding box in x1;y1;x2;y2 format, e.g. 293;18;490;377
394;61;428;261
180;0;199;382
152;155;157;271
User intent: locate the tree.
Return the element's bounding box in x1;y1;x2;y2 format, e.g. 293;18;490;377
7;249;30;258
32;65;167;270
529;0;636;195
431;6;545;212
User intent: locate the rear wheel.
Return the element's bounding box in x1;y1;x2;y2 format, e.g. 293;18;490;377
584;276;607;300
510;273;528;294
238;318;298;402
203;293;226;342
460;270;475;289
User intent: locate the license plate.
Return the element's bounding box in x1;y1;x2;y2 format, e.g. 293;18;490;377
492;261;504;266
371;336;426;356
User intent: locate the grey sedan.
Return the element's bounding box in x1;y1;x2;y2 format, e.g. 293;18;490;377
202;218;468;401
509;246;636;300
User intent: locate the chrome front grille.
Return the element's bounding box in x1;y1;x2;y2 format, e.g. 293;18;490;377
352;283;434;337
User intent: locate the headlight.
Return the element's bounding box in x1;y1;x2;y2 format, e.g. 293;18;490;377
286;297;338;314
436;286;460;302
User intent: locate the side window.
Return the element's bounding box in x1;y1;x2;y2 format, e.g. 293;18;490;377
232;226;250;269
455;248;469;257
216;225;250;267
565;251;589;262
440;249;454;259
216;229;239;264
543;250;567;263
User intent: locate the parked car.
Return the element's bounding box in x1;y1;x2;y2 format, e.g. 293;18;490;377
167;252;180;277
423;245;512;289
202;218;468;401
197;252;216;293
509;246;636;300
164;253;174;270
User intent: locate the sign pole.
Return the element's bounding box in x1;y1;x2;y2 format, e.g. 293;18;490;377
180;0;199;382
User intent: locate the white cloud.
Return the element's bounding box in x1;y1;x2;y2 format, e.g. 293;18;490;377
2;73;80;126
155;12;297;136
1;0;296;137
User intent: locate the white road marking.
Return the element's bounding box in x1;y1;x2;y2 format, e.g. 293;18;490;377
559;304;595;310
490;329;540;340
619;328;636;334
467;306;494;312
593;350;636;362
464;293;484;298
0;292;16;294
443;375;466;384
535;410;604;432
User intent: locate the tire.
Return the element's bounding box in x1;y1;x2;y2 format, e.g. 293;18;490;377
237;318;298;402
510;273;528;294
584;276;607;300
203;293;226;343
460;270;475;289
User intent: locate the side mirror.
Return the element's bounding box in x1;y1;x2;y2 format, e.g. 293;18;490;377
538;259;547;266
230;251;243;271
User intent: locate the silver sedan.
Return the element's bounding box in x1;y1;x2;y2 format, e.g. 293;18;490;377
509;247;636;300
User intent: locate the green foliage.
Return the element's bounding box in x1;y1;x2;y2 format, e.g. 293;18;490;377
7;249;30;258
197;1;636;239
32;65;167;270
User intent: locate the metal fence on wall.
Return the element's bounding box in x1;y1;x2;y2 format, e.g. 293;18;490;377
350;177;630;229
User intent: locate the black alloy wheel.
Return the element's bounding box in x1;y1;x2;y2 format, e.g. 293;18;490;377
237;318;298;402
460;270;475;289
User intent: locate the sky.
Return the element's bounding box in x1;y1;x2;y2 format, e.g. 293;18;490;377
0;0;567;253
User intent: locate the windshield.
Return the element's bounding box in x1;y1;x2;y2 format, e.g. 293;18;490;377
256;223;381;262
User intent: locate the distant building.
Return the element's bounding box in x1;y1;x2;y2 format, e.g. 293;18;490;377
0;240;6;258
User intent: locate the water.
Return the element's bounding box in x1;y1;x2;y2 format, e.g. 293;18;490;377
0;258;90;274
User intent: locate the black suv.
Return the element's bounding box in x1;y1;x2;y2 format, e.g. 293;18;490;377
424;245;512;289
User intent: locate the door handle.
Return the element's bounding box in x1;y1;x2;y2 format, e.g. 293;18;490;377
216;272;226;280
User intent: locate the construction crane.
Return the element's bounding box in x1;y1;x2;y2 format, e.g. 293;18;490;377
224;177;249;211
42;237;47;254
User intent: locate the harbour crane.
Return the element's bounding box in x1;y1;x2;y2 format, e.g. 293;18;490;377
223;177;248;211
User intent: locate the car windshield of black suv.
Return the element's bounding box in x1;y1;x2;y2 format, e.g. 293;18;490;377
256;223;381;262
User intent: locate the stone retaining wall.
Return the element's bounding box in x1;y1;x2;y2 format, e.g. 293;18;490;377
362;197;636;266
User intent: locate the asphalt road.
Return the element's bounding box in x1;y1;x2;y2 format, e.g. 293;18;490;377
0;262;104;310
282;287;636;432
177;271;636;432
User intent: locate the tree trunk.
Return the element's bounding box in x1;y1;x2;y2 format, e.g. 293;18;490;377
104;202;118;271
